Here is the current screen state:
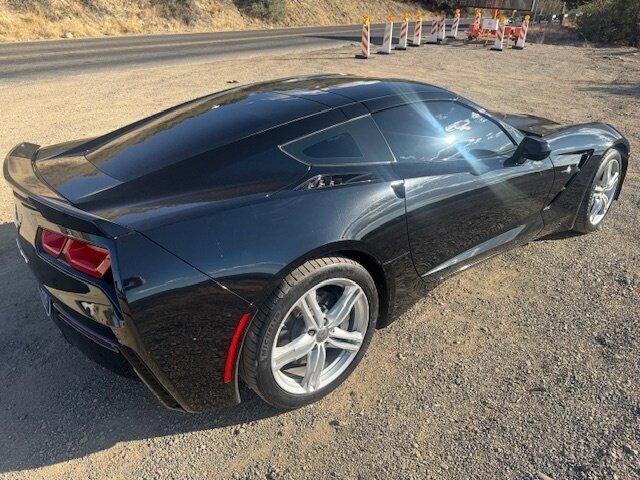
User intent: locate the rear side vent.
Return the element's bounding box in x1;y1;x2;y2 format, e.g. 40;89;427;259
297;173;375;190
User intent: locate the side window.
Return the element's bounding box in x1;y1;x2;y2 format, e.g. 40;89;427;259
373;101;516;164
281;116;393;166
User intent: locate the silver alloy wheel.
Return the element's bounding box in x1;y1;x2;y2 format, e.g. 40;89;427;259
589;157;620;226
270;278;369;395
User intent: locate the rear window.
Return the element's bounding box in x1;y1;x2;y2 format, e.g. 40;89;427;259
281;116;393;166
84;90;326;181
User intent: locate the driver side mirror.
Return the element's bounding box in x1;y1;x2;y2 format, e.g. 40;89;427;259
515;136;552;163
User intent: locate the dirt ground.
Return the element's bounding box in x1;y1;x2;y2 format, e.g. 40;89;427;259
0;35;639;480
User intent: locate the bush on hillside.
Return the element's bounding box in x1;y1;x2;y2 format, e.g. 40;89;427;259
237;0;287;21
577;0;640;46
151;0;199;25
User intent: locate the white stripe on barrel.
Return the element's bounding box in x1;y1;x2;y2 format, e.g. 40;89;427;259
396;16;409;50
448;10;460;38
412;14;423;46
379;20;394;54
491;18;505;51
514;16;529;49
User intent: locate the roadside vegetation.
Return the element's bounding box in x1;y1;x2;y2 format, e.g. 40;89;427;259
237;0;287;21
576;0;640;47
0;0;425;41
2;0;638;46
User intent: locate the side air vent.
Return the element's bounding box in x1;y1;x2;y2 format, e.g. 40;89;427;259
297;173;375;191
578;151;593;169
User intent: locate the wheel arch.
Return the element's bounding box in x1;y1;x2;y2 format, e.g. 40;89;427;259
612;141;630;200
247;240;395;330
235;242;396;405
334;248;393;329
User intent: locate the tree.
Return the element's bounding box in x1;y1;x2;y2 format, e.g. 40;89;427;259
565;0;592;10
577;0;640;46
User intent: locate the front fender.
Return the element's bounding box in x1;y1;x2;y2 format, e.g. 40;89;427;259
546;123;629;157
541;123;630;234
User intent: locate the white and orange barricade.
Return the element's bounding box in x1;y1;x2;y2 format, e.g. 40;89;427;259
470;9;499;44
438;13;446;42
356;15;371;59
378;15;394;54
514;15;530;49
491;17;506;51
396;12;410;50
411;11;423;46
427;12;439;44
448;9;460;38
466;8;482;39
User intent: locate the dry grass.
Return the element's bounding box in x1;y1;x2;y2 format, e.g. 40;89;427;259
0;0;429;42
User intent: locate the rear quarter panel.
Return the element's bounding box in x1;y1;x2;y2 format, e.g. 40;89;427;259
141;167;410;309
113;232;250;412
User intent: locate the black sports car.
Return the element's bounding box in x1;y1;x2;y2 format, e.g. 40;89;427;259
4;75;629;412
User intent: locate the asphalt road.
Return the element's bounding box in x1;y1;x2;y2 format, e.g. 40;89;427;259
0;21;469;82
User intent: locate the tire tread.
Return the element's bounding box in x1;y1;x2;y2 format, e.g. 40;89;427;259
240;256;360;400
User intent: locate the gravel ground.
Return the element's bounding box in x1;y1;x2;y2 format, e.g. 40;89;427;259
0;34;638;480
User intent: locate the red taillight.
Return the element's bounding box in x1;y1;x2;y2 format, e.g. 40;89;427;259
41;230;67;258
64;239;111;278
40;229;111;279
223;313;252;383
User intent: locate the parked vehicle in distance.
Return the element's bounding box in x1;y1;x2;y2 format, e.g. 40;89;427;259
4;75;630;412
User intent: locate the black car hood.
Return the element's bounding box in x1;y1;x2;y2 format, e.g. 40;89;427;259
493;112;565;137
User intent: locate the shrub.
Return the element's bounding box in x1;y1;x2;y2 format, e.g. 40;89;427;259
152;0;200;26
238;0;287;21
577;0;640;47
6;0;51;11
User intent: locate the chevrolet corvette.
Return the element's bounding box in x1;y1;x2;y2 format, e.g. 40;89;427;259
4;75;629;412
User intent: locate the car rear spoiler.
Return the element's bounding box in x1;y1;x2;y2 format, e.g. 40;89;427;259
3;142;130;238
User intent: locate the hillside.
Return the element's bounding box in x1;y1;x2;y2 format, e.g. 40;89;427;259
0;0;427;42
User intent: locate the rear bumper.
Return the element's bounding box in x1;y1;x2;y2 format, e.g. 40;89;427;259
50;298;188;410
50;301;135;379
14;215;191;410
15;212;251;412
6;145;252;412
15;215;251;412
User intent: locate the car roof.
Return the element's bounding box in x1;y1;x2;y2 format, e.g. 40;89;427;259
82;75;457;181
252;74;457;108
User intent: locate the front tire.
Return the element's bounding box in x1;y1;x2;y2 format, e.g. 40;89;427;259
573;148;622;234
240;256;378;410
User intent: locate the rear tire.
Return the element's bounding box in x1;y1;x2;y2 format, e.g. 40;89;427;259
241;256;378;410
573;148;622;234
